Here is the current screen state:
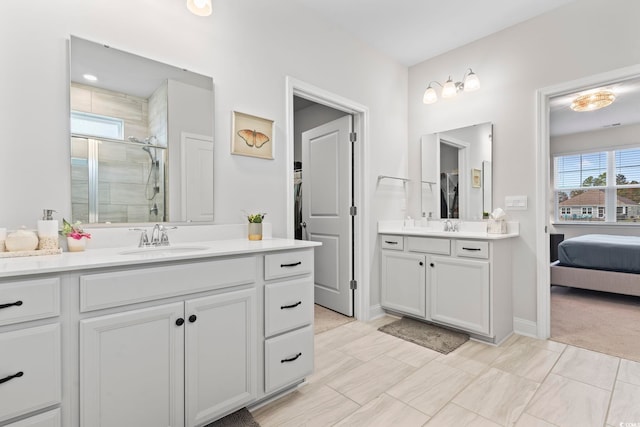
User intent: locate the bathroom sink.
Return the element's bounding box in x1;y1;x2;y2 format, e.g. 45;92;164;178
119;245;209;256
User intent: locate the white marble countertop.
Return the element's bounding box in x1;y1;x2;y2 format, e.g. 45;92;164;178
0;238;321;279
378;220;520;240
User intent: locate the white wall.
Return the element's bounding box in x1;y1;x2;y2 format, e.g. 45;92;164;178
408;0;640;323
0;0;408;313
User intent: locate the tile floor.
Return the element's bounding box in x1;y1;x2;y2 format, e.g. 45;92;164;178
253;315;640;427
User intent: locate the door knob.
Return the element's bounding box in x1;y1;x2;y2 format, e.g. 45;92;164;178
300;221;307;228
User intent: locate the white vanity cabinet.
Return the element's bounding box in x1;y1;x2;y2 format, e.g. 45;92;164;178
380;233;514;343
79;258;258;427
0;277;61;426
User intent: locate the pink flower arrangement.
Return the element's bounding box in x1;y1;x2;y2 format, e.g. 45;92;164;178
61;219;91;240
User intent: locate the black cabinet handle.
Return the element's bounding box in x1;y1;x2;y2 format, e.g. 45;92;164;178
0;301;23;310
462;247;482;251
188;315;197;323
419;261;424;266
281;353;302;363
0;371;23;385
281;301;302;310
384;241;398;245
281;261;302;268
430;263;435;267
176;318;185;326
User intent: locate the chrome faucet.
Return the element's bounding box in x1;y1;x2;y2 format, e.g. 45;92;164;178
130;224;177;247
444;219;453;232
150;224;162;246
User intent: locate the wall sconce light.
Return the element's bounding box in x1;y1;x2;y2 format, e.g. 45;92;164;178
423;68;480;104
187;0;212;16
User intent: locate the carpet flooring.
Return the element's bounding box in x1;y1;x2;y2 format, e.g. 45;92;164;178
551;285;640;362
378;317;469;354
314;304;355;334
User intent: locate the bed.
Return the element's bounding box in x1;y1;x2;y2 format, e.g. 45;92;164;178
550;234;640;297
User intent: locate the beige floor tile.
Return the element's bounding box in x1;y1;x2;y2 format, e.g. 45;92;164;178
306;348;361;386
492;340;561;382
552;345;619;390
453;367;539;425
334;393;430;427
252;383;359;427
454;339;508;365
618;359;640;386
315;323;366;352
425;403;501;427
388;360;475;416
326;354;416;405
338;330;402;362
384;339;441;368
435;350;491;376
606;380;640;426
526;373;610;427
515;413;557;427
510;334;567;353
365;314;400;329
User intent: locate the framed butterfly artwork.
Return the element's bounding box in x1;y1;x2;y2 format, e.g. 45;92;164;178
231;111;274;159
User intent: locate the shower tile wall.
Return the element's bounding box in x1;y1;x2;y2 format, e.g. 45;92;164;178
70;83;165;223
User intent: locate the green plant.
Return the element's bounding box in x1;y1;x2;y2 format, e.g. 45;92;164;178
247;213;266;223
60;219;91;240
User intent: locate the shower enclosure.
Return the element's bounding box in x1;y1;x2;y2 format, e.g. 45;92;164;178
71;135;166;223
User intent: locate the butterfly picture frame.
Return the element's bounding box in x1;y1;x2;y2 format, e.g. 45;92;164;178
231;111;274;159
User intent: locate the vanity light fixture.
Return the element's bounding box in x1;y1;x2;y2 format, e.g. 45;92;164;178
187;0;212;16
570;90;615;112
423;68;480;104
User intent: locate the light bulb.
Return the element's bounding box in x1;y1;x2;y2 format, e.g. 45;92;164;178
187;0;212;16
442;78;457;98
463;71;480;92
423;86;438;104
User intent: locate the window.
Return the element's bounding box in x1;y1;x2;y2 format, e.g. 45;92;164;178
554;148;640;223
70;111;124;140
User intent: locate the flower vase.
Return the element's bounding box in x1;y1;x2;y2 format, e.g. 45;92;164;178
67;237;87;252
248;223;263;241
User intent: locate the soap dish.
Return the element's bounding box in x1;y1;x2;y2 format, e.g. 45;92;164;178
0;248;63;258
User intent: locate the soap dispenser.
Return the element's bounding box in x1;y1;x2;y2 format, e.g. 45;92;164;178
37;209;59;250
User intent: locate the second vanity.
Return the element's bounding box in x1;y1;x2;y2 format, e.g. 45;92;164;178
379;221;519;344
0;237;319;427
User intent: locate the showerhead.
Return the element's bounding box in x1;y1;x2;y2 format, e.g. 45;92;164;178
128;135;156;144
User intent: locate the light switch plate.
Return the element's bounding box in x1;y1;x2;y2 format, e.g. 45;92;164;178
505;195;528;210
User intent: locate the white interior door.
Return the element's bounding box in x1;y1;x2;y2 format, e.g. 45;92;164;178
181;133;214;222
302;115;353;316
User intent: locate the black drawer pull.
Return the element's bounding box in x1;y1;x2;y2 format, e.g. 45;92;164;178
281;261;302;268
0;301;23;310
462;247;482;251
281;353;302;363
384;241;398;245
281;301;302;310
176;318;185;326
188;315;197;323
0;371;24;385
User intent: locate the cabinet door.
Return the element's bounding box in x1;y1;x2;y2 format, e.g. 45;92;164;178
185;288;257;426
381;251;426;318
80;303;185;427
429;256;490;335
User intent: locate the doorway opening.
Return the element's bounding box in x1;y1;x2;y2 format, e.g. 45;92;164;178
286;77;370;321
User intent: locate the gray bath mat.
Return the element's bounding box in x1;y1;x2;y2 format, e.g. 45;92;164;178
379;317;469;354
205;408;260;427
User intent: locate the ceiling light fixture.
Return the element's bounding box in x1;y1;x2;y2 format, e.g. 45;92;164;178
187;0;212;16
422;68;480;104
82;74;98;82
423;68;480;104
570;90;615;112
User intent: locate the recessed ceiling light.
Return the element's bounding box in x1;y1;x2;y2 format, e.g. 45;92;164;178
83;74;98;82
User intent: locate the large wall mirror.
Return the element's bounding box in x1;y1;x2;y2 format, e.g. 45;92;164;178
421;122;492;220
69;36;214;225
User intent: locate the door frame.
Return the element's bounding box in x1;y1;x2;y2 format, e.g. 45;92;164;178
535;64;640;339
285;76;370;321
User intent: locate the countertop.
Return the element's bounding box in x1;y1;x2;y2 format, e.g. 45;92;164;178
0;238;321;279
378;220;520;241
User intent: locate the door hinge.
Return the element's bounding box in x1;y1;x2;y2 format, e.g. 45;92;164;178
350;206;357;216
545;226;548;233
349;132;357;143
350;280;357;290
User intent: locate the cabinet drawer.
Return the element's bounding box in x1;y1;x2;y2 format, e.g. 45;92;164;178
80;256;256;312
265;278;313;337
264;325;313;393
4;408;61;427
381;235;404;250
0;324;61;423
264;250;313;281
0;278;60;327
456;240;489;259
407;237;450;255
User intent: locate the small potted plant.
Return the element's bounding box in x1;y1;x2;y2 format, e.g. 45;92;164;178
61;219;91;252
247;213;265;241
483;211;490;220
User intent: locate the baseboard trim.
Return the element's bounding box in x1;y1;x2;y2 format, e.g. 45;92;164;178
514;317;538;338
368;304;386;321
